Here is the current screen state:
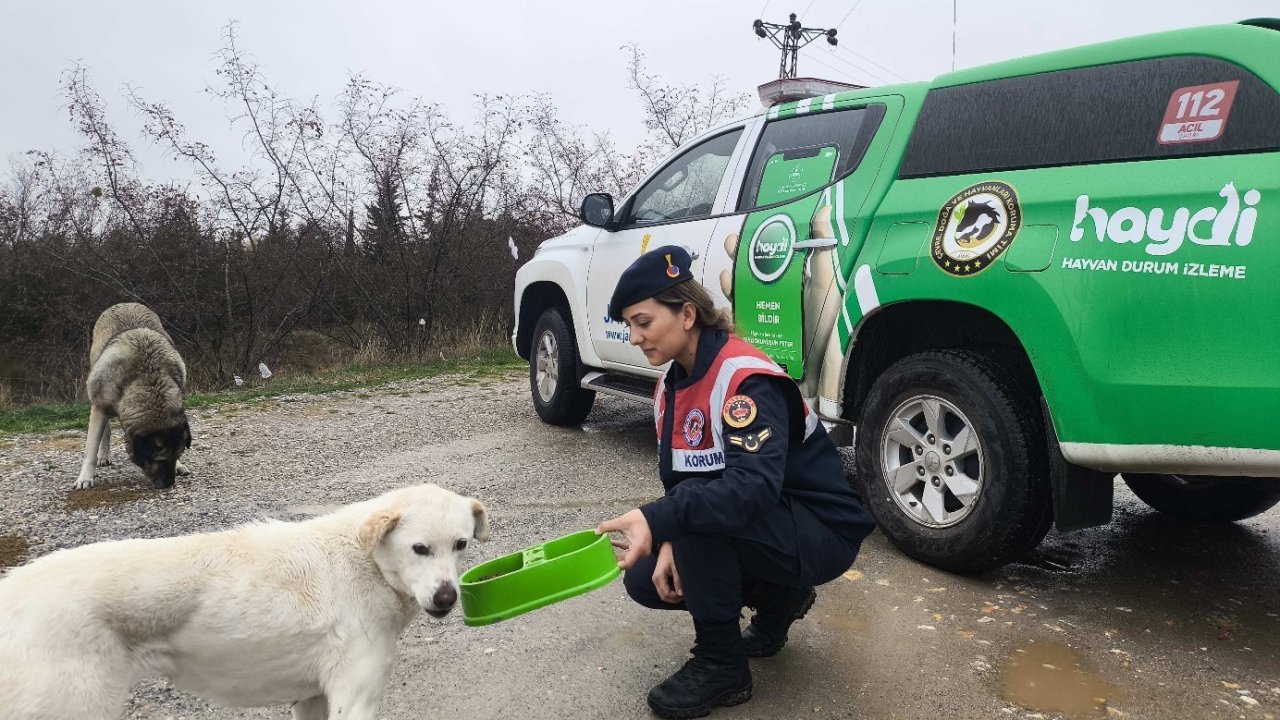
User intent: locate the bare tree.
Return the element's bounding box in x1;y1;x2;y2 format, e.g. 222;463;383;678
623;43;751;153
0;34;750;405
523;94;650;233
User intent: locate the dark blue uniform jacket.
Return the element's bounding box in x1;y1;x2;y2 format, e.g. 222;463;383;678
640;329;875;580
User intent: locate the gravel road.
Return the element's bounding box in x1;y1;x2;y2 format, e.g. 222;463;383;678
2;368;1278;720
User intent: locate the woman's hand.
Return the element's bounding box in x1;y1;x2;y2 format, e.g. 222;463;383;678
596;508;653;570
653;542;683;603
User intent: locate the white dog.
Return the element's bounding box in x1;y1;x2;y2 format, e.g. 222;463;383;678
0;483;489;720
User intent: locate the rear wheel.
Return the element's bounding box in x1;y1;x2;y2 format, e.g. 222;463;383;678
529;307;595;425
1122;474;1280;522
854;350;1052;574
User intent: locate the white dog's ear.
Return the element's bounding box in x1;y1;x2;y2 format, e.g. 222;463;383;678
469;498;490;541
358;510;401;552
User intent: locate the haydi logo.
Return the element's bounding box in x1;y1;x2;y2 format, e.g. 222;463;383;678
1070;182;1260;257
748;214;796;283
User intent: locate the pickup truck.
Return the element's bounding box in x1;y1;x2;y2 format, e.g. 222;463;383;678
512;19;1280;572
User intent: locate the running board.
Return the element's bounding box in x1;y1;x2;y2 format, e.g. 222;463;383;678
581;371;655;404
583;371;854;441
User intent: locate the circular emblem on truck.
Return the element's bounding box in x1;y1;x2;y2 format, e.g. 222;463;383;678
748;215;796;283
931;181;1022;277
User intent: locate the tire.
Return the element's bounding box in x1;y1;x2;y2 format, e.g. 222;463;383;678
854;350;1052;574
529;307;595;426
1122;474;1280;522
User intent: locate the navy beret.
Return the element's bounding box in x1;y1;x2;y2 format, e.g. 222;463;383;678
609;245;694;321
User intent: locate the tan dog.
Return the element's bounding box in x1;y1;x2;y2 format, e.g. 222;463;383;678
74;302;191;490
0;483;490;720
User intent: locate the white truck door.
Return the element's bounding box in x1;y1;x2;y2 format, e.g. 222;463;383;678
586;126;751;370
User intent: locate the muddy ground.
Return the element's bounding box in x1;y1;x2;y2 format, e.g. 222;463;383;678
1;369;1277;719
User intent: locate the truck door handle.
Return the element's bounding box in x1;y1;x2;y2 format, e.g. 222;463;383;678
793;237;838;249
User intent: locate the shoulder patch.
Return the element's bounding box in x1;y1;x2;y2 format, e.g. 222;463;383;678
727;428;773;453
723;395;758;429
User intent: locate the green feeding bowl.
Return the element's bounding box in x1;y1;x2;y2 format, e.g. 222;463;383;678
460;529;621;627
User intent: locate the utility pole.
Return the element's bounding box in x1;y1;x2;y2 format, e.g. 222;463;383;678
753;13;838;79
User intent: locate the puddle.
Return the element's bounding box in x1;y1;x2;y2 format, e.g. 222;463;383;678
0;536;28;568
1001;639;1124;717
64;484;152;510
1016;548;1077;573
816;611;867;634
602;627;649;649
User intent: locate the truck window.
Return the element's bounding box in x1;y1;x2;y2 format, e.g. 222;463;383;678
900;56;1280;178
621;129;743;227
737;104;886;212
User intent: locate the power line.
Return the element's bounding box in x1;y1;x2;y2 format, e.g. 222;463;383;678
819;47;896;86
801;50;871;86
759;0;770;17
835;0;867;30
805;54;865;85
814;45;896;84
828;1;909;84
838;45;909;83
800;0;817;20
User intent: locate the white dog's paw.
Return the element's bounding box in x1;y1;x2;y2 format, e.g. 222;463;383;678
73;473;97;490
176;462;191;477
96;455;112;467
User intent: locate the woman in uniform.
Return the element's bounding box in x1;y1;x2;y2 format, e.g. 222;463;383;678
597;245;875;719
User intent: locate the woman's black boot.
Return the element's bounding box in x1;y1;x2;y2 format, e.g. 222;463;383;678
646;620;752;719
741;585;817;658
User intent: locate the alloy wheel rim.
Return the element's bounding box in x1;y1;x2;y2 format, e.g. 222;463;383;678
879;394;984;528
535;330;559;402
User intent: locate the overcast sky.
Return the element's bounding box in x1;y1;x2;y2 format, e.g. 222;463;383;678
3;0;1276;183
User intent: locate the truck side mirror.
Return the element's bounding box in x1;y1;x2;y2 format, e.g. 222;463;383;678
580;193;615;228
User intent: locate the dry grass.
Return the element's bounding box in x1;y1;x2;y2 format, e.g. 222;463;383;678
349;313;509;368
2;316;513;411
1;333;519;435
36;434;84;451
264;315;510;383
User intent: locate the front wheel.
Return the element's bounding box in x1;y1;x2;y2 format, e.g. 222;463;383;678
1122;474;1280;522
854;350;1052;574
529;307;595;425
